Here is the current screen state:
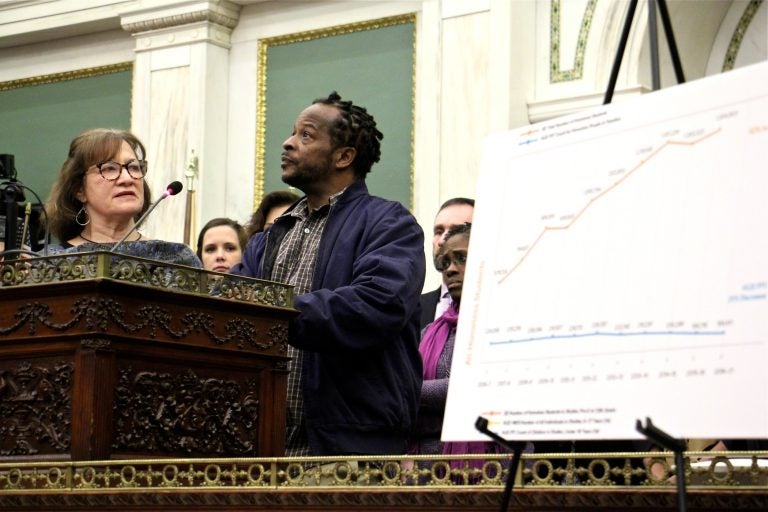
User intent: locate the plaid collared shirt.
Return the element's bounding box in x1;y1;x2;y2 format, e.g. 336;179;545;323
270;192;341;456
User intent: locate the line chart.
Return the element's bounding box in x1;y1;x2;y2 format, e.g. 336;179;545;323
442;62;768;443
497;128;720;284
473;118;744;355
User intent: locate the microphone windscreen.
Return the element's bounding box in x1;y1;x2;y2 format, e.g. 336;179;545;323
166;181;183;196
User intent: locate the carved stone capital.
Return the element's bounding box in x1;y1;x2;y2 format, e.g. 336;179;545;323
120;0;241;49
122;10;239;34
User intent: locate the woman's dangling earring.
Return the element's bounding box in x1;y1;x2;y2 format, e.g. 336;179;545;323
75;205;90;226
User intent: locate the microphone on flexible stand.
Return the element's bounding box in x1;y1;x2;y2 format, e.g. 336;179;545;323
110;181;183;253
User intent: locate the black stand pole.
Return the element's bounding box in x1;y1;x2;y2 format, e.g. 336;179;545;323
657;0;686;84
476;417;527;512
648;0;661;90
604;0;638;104
3;183;20;253
636;417;687;512
604;0;686;105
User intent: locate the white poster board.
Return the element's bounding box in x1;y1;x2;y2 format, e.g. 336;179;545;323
442;61;768;442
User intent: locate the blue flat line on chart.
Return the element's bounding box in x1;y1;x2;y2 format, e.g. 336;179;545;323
490;329;727;345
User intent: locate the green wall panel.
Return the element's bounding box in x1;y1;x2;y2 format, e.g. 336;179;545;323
0;69;132;205
263;20;414;209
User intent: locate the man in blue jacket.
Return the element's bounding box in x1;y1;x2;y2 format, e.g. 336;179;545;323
232;92;425;456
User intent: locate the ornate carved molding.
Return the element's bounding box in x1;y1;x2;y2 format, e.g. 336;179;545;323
0;488;766;510
112;367;259;456
2;251;294;309
1;298;278;351
122;9;239;35
268;324;289;354
0;361;73;456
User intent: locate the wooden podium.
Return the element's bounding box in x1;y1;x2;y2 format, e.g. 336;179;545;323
0;251;294;461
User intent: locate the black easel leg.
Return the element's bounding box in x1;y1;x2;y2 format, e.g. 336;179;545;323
475;417;527;512
499;447;523;512
604;0;639;104
636;418;687;512
657;0;686;83
674;450;687;512
648;0;661;90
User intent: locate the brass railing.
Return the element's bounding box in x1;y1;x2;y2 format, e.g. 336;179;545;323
0;452;766;492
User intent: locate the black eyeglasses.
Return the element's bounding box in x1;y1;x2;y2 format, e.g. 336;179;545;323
94;160;147;181
435;251;467;272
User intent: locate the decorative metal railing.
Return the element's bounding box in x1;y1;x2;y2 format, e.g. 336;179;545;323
0;452;766;492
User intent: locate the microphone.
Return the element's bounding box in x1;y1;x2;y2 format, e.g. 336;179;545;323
110;181;183;253
164;180;183;198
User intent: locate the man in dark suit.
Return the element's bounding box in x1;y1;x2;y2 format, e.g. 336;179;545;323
419;197;474;329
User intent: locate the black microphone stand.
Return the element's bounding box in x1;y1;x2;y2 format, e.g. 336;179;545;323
110;182;183;253
475;416;528;512
636;418;688;512
110;198;163;252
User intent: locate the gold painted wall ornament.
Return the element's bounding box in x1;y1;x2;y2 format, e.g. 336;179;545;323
0;63;132;92
722;0;765;71
550;0;598;83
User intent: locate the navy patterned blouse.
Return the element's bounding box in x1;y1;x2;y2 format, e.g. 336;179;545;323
44;240;202;268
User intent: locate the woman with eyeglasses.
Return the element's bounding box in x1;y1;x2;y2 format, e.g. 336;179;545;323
407;222;499;475
44;128;200;266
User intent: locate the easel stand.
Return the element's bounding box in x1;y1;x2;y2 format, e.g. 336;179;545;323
604;0;686;104
475;417;527;512
637;417;687;512
604;2;687;508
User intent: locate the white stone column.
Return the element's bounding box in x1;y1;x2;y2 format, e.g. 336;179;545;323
121;0;240;245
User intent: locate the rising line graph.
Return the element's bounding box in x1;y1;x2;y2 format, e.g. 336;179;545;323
497;128;721;284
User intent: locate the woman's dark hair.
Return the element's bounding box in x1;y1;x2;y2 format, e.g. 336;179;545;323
196;217;247;259
435;222;472;272
246;190;300;237
46;128;152;242
443;222;472;244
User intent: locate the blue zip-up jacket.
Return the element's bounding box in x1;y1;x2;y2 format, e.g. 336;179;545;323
232;180;425;455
